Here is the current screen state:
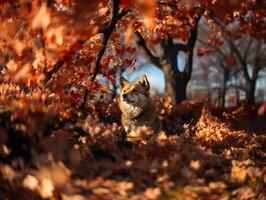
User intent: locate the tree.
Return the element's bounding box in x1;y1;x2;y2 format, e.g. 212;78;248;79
133;0;266;104
136;10;203;104
197;21;240;107
209;0;266;103
221;34;266;103
198;19;266;104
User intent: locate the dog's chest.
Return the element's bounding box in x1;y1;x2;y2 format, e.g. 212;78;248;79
121;107;157;133
122;103;143;119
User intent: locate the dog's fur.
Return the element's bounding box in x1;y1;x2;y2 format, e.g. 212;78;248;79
119;75;160;135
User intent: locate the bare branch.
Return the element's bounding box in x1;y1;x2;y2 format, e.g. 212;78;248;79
213;17;251;82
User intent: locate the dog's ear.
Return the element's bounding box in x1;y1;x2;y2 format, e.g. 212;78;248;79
119;76;129;88
138;74;150;89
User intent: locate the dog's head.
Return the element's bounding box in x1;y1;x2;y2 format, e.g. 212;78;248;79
119;75;150;107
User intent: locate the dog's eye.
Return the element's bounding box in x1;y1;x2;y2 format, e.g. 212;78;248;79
131;89;137;93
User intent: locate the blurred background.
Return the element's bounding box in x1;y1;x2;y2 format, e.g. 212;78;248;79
119;17;266;108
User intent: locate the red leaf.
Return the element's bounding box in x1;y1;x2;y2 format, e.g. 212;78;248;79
126;47;137;54
121;0;130;8
70;91;81;101
197;48;217;57
110;32;120;42
258;102;266;115
78;71;86;79
207;37;223;46
105;55;114;62
197;48;206;56
116;48;126;56
224;55;236;66
106;75;115;84
89;66;95;74
125;59;134;66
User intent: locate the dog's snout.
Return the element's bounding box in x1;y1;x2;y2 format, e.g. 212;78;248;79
122;94;127;99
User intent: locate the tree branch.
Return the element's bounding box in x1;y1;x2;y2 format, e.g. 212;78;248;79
135;31;160;66
78;1;128;109
45;1;128;85
213;17;251;82
90;0;129;81
162;39;179;72
44;39;85;85
45;60;64;85
222;35;251;81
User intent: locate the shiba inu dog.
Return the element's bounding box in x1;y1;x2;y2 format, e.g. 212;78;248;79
119;75;160;136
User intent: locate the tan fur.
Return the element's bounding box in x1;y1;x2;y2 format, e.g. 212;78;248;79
119;75;161;135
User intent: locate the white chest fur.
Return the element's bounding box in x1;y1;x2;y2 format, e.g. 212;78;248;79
121;102;143;119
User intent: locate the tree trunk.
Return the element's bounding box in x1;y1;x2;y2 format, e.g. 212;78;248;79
161;61;188;104
221;69;229;108
246;80;256;103
174;76;189;103
158;35;195;104
221;82;226;108
161;10;201;104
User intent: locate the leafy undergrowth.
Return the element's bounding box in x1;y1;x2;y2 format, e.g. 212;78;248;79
0;96;265;200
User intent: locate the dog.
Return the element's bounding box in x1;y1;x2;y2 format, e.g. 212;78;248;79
119;74;160;136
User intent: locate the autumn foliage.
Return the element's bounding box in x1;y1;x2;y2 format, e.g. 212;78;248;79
0;0;266;199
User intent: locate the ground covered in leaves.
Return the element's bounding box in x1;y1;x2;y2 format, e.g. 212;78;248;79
0;97;266;200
